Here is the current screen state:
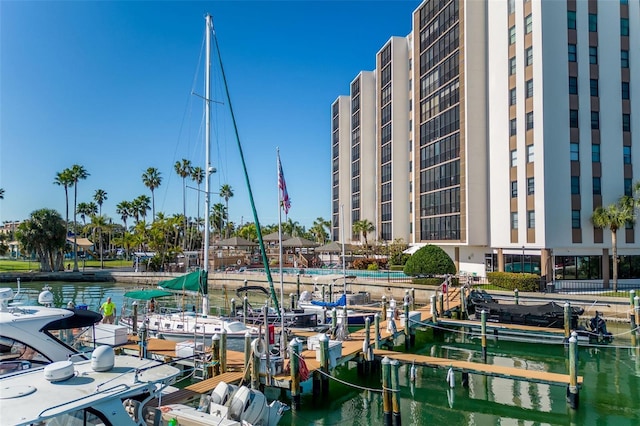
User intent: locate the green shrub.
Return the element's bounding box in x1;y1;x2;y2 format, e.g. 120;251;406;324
410;276;459;286
367;263;379;271
353;258;388;270
403;245;456;277
487;271;540;292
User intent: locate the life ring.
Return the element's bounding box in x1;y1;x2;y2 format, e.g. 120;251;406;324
237;259;242;265
251;338;266;357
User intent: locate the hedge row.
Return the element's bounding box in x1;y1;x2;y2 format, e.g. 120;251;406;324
487;272;540;291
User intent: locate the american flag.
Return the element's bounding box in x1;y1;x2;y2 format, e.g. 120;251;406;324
278;153;291;214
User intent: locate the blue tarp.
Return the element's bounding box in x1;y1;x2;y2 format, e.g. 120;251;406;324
311;294;346;308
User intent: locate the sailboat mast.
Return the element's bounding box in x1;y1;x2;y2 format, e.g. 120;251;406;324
202;14;213;315
277;148;285;354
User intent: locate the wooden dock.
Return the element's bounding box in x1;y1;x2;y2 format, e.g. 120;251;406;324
373;349;583;387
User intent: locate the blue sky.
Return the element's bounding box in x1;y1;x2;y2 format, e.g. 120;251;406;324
1;0;418;230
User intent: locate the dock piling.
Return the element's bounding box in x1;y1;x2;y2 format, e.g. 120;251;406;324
251;339;260;390
220;330;227;373
460;286;466;319
132;303;138;333
390;359;402;426
381;357;392;426
244;331;251;382
481;309;487;362
382;296;388;321
230;298;236;318
567;335;579;409
438;292;444;317
289;339;301;410
290;293;295;310
374;313;381;349
319;334;330;397
514;289;519;305
211;334;220;376
564;303;571;339
431;294;437;321
411;288;415;311
404;302;411;350
296;272;300;301
633;296;639;347
243;296;248;325
331;308;337;339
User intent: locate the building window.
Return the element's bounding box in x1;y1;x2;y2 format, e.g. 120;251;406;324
589;14;597;32
527;144;534;163
511;212;518;229
509;26;516;45
590;79;599;97
511;181;518;198
623;114;631;132
621;50;629;68
526;79;533;98
526;47;533;66
591;111;600;129
510;88;517;105
568;11;577;30
527;177;535;195
622;82;630;100
569;77;578;94
625;179;633;196
525;14;533;34
508;0;515;14
510;149;517;167
593;177;601;195
592;144;600;162
509;57;517;75
527;210;535;229
621;18;629;36
570;109;579;128
510;118;517;136
570;142;579;161
589;46;598;64
572;210;581;229
526;111;534;130
571;176;580;194
623;146;632;164
568;44;577;62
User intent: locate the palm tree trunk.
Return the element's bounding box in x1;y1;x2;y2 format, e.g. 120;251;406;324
612;230;618;293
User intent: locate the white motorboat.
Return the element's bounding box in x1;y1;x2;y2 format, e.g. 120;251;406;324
0;285;102;375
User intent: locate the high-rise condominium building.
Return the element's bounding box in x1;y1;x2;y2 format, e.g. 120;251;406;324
331;0;639;284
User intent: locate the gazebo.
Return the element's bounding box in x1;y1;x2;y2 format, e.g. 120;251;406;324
315;241;355;267
214;236;258;247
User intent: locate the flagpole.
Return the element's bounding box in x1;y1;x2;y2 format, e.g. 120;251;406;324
277;148;286;357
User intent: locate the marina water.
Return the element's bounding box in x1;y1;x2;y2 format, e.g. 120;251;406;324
13;280;640;425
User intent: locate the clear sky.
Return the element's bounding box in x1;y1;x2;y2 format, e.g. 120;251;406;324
1;0;419;230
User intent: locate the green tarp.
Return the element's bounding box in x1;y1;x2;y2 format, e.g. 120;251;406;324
158;269;207;294
123;289;174;300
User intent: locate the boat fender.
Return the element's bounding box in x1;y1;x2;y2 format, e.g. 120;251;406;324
251;338;266;357
446;367;455;388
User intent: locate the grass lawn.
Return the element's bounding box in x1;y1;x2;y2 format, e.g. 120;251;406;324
0;259;132;272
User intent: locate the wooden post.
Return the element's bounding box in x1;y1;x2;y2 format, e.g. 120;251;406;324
410;288;415;311
243;296;249;325
390;359;402;426
132;303;138;333
404;302;410;350
329;283;333;303
438;292;444;316
629;290;636;310
211;334;220;376
381;357;392;426
331;308;337;339
342;305;348;336
290;293;295;310
430;294;437;321
251;339;260;390
382;296;388;321
230;298;236;318
364;316;371;359
567;335;579;409
374;313;381;349
460;286;466;319
296;272;301;301
481;309;487;362
514;288;519;305
244;331;251;382
220;330;227;373
319;334;330;397
564;303;571;339
289;339;301;410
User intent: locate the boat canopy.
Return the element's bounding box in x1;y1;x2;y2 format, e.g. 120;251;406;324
159;269;207;294
311;294;347;308
41;309;102;331
123;289;174;300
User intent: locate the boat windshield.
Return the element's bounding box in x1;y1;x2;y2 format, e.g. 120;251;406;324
0;336;50;374
226;322;248;333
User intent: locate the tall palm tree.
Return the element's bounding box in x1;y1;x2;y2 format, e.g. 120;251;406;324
116;200;133;232
93;189;108;216
76;202;97;227
591;197;635;292
353;219;375;246
219;184;234;239
311;217;331;244
85;214;111;269
211;203;227;238
54;169;74;242
175;159;192;249
191;167;204;231
133;195;151;224
69;164;89;272
142;167;162;221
